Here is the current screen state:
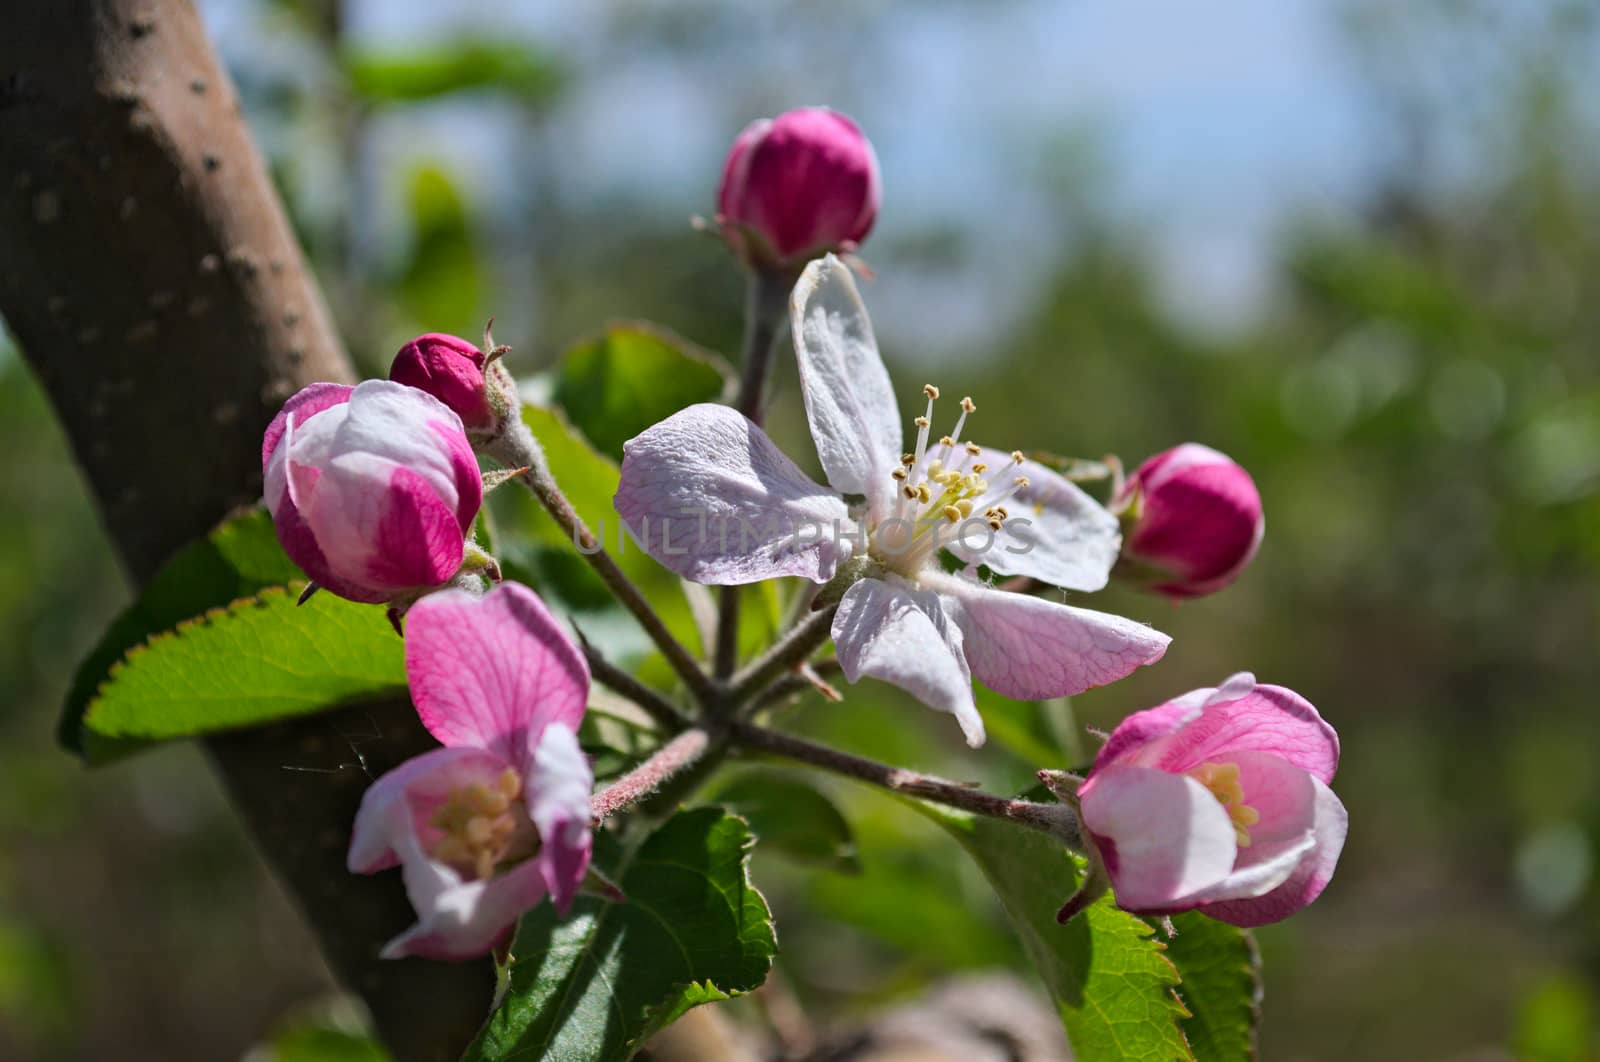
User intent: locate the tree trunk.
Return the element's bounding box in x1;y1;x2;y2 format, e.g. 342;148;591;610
0;2;492;1057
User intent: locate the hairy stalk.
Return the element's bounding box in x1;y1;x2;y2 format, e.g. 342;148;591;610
488;419;717;704
590;727;719;822
749;659;844;713
729;721;1081;843
714;270;793;680
727;605;839;704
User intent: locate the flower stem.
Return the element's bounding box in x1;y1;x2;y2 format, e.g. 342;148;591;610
714;270;792;681
575;631;691;732
728;721;1081;842
726;604;838;705
590;726;718;823
487;418;717;705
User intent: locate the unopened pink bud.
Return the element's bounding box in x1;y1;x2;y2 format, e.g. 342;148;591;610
1117;444;1263;599
262;380;483;604
716;107;880;269
389;332;497;433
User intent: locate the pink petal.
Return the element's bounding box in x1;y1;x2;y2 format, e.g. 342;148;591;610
348;746;515;875
381;842;549;961
947;449;1121;592
929;574;1170;701
614;403;852;585
1175;751;1318;906
404;582;590;772
526;724;594;914
269;488;388;603
1078;765;1238;912
832;577;983;746
790;256;903;519
1199;777;1347;927
1133;682;1339;785
261;382;352;470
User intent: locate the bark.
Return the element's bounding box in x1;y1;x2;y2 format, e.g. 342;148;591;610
0;2;491;1057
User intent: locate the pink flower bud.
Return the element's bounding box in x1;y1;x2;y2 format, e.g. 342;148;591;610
716;107;880;269
1076;673;1346;927
262;380;483;604
1116;443;1264;598
389;332;497;434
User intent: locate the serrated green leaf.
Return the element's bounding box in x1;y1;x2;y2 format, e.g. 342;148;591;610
1164;913;1261;1062
60;508;302;755
913;802;1194;1061
709;769;861;874
468;808;775;1061
81;585;406;763
552;324;731;462
342;40;565;104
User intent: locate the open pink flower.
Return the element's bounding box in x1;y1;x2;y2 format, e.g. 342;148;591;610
717;107;880;269
1077;673;1346;927
348;582;593;960
614;255;1168;746
1115;443;1263;598
262;380;483;604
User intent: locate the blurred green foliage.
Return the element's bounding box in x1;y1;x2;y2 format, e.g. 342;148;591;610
2;0;1599;1058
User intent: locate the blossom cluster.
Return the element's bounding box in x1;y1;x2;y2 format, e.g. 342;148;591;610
260;107;1342;960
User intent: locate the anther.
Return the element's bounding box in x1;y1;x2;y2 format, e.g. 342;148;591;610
892;468;908;480
901;453;916;466
903;484;919;500
940;435;955;447
1015;476;1031;488
965;443;981;456
1011;450;1025;465
961;397;976;413
942;505;961;523
914;416;929;428
972;462;988;474
987;518;1002;531
916;484;931;503
924;384;941;399
956;499;974;517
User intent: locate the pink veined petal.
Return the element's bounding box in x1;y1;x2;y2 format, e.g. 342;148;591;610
405;582;591;772
1091;673;1257;773
1170;750;1319;907
331;380;475;521
1137;683;1340;785
615;403;853;585
1199;777;1347;927
790;255;903;520
348;746;515;875
381;839;549;961
832;577;984;747
526;724;594;914
306;455;465;592
928;573;1170;702
427;418;484;535
947;449;1122;592
269;486;388;603
261;382;352;471
1080;765;1240;912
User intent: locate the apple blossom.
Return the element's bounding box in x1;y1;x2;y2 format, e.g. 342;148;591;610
1115;443;1264;598
348;581;593;960
389;331;515;438
614;255;1169;747
1076;673;1346;927
262;379;483;604
717;107;880;270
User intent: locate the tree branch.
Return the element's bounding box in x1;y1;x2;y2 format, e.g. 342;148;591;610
0;4;489;1056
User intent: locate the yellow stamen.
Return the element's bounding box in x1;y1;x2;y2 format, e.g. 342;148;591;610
924;384;941;399
961;396;976;413
942;505;961;523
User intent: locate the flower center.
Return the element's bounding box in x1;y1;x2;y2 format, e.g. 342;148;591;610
1189;761;1260;848
868;384;1029;577
429;767;532;880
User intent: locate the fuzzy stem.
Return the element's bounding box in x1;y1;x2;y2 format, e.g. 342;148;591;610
726;605;838;704
590;727;718;823
728;721;1081;841
713;271;792;681
488;419;717;704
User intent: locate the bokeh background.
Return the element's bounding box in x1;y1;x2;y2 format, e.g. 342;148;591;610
4;0;1600;1058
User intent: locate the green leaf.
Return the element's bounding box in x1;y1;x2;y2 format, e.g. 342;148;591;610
552;325;731;462
977;689;1087;771
913;802;1193;1061
709;769;861;874
81;585;406;763
1164;912;1261;1061
469;808;775;1061
343;40;565;105
60;508;302;755
397;164;486;337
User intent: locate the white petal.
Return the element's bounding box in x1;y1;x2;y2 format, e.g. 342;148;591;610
832;577;984;746
950;449;1121;591
930;573;1170;700
1079;765;1238;912
615;403;853;585
791;255;903;518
